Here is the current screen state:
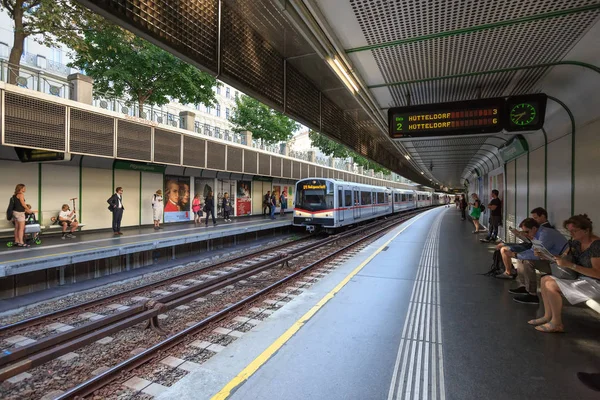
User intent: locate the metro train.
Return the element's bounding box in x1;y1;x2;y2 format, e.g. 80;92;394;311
293;178;436;232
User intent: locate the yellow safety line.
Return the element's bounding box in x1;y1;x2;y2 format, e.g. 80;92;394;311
211;209;432;400
3;220;287;264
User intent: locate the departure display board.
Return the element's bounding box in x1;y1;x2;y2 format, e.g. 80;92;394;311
389;98;504;139
389;94;547;139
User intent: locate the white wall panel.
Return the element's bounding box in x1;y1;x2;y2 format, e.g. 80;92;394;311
141;172;163;225
81;167;112;230
574;118;600;225
40;164;79;226
547;134;572;233
114;169;140;227
528;147;545;212
0;161;39;229
505;162;516;241
515;155;528;226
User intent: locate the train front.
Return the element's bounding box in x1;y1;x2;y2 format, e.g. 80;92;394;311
294;179;335;233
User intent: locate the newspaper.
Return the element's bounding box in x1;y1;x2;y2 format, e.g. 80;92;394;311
531;239;556;262
509;228;531;243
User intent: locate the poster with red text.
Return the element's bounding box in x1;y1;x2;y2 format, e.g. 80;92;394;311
236;180;252;216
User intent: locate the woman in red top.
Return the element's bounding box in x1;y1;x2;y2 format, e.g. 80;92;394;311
192;193;202;224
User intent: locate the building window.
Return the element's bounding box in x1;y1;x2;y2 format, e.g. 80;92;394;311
206;105;211;114
50;47;63;64
226;87;230;99
234;91;239;99
216;86;221;95
225;107;230;120
216;104;221;117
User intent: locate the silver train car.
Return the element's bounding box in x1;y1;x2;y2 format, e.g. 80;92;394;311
293;178;434;232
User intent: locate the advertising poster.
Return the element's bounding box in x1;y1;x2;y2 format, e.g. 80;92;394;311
236;181;252;216
164;176;191;223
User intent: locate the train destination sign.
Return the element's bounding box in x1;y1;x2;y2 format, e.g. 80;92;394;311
388;94;547;139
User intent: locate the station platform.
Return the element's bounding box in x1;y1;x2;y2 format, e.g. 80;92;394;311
0;215;293;278
157;206;600;400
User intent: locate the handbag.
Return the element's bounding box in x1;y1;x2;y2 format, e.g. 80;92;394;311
550;255;579;280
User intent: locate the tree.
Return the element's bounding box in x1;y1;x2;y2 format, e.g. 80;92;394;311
230;95;300;144
308;130;390;174
0;0;103;84
69;24;218;116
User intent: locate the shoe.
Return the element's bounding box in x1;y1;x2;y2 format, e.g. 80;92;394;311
577;372;600;392
117;232;123;235
158;226;163;229
508;286;528;295
114;232;120;236
154;227;159;230
67;233;76;239
513;294;539;305
480;238;491;243
213;223;218;227
61;235;66;240
495;272;516;280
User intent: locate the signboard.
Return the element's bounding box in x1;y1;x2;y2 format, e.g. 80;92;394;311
389;98;504;139
389;94;547;139
236;181;252;216
499;135;529;162
114;160;166;173
164;176;190;222
15;148;68;162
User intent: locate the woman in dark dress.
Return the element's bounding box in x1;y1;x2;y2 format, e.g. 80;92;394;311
204;191;217;227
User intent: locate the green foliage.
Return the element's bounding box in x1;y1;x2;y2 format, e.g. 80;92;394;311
69;24;217;113
308;130;390;174
230;96;300;144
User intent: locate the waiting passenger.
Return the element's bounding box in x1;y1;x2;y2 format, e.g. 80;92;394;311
496;218;566;281
192;194;202;224
529;214;600;333
152;190;163;230
10;184;32;248
269;191;277;220
530;207;554;229
107;187;125;236
469;193;484;233
459;194;467;220
58;204;79;239
204;191;217;227
481;190;502;243
504;219;568;305
263;191;271;217
222;192;232;222
280;190;288;216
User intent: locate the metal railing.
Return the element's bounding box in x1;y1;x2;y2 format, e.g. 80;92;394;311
0;58;73;99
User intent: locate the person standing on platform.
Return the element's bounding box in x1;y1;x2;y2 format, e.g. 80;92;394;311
204;191;217;227
10;184;32;248
192;193;202;224
107;187;124;236
263;191;271;217
280;189;288;216
222;192;232;222
269;191;277;220
460;194;467;220
481;189;502;243
469;193;483;233
152;190;164;230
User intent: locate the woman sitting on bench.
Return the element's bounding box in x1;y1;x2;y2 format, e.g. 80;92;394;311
528;214;600;333
59;204;78;239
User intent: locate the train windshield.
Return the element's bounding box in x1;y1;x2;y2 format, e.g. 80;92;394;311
296;180;334;211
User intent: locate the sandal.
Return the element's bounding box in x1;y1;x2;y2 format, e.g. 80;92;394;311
528;317;550;326
16;243;30;248
535;322;564;333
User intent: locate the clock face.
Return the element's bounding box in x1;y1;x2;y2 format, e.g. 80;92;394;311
510;103;536;126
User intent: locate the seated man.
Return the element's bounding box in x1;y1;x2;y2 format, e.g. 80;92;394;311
494;206;554;252
58;204;78;239
499;218;568;305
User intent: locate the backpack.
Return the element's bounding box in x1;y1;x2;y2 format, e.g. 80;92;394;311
6;196;15;221
483;249;504;276
479;203;485;212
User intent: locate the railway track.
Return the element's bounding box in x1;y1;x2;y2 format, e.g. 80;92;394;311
0;209;427;399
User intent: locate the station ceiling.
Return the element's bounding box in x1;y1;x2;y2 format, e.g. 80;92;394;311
76;0;600;189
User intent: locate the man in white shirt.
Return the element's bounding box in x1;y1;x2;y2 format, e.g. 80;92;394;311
58;204;78;239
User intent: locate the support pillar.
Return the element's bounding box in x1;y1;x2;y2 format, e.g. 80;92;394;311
307;150;316;163
179;111;196;131
67;73;94;104
241;130;253;146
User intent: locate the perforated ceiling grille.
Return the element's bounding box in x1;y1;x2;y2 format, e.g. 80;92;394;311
70;109;114;157
207;141;226;170
117;121;152;162
271;156;282;177
350;0;598;42
221;3;284;107
3;92;65;151
83;0;219;71
227;146;243;172
244;150;257;174
286;65;321;128
183;136;206;168
259;153;270;176
154;129;181;165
